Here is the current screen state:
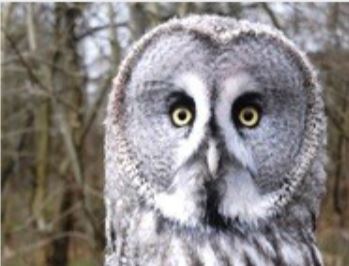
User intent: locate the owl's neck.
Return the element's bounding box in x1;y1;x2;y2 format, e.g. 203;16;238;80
106;207;323;266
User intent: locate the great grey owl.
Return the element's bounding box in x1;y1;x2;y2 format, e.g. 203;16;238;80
104;15;326;266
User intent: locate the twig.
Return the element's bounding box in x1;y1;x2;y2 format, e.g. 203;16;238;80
10;187;64;233
2;29;79;113
325;106;349;141
1;111;34;191
81;75;112;142
3;231;93;260
260;3;283;31
55;107;84;185
77;22;127;41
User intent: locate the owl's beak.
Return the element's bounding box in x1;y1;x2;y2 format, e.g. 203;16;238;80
206;139;220;177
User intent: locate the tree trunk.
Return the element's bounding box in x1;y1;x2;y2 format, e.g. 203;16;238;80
46;4;84;266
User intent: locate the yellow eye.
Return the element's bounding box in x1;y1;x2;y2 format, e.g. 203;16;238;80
171;107;193;127
238;106;260;127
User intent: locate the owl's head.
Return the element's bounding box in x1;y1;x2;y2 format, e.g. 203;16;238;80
105;15;326;230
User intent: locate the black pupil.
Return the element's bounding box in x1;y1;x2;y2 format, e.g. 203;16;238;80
178;110;187;121
243;110;254;121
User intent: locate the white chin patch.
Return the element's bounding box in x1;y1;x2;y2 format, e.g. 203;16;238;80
154;190;203;227
219;168;270;225
154;165;206;227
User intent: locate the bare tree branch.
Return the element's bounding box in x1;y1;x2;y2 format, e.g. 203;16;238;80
3;231;94;261
77;22;127;41
81;76;112;142
326;107;349;141
1;111;34;191
260;3;283;31
2;29;79;113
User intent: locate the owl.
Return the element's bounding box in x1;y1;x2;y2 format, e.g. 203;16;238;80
104;15;326;266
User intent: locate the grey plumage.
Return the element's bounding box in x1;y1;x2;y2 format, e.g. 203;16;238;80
104;15;326;266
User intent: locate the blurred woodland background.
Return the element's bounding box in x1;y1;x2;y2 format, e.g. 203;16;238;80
1;2;349;266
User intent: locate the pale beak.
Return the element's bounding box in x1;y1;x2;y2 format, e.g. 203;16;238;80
206;139;220;177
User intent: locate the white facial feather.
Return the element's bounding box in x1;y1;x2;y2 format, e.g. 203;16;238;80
154;189;201;227
169;238;188;266
197;242;222;266
137;211;157;242
279;240;306;265
174;72;210;168
219;168;265;224
154;164;206;227
215;73;258;173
